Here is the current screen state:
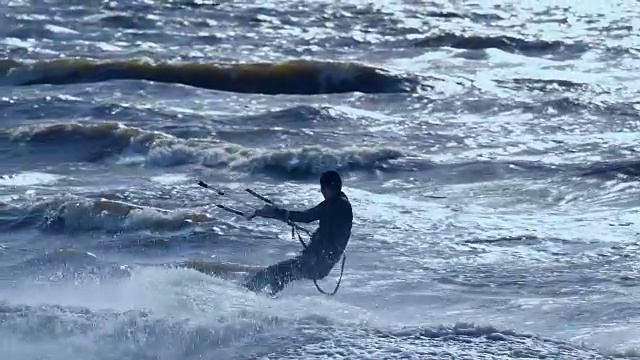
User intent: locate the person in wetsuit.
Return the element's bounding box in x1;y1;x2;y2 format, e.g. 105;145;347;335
242;170;353;295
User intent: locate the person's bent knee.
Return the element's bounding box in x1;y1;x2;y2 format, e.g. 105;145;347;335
315;267;332;280
308;261;335;280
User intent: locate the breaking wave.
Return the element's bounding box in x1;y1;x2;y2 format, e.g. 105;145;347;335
4;121;423;176
6;121;640;183
0;193;212;233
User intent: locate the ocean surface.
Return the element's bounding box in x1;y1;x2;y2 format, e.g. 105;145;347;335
1;0;639;359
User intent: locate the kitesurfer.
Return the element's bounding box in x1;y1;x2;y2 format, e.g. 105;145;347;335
243;170;353;295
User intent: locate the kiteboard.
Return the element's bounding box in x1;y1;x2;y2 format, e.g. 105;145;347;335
177;259;262;280
175;258;284;297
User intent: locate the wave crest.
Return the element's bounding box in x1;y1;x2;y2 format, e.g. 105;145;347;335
1;58;414;94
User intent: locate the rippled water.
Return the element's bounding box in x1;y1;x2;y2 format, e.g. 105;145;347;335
1;0;639;359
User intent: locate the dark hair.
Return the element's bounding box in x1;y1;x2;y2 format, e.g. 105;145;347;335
320;170;342;191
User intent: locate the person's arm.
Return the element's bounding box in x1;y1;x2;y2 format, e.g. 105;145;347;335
255;202;324;223
284;202;324;223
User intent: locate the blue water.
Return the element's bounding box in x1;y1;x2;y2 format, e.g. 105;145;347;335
1;0;639;359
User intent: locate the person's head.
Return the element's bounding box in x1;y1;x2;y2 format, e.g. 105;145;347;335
320;170;342;199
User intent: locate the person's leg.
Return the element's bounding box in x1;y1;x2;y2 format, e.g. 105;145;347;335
311;259;336;280
242;256;305;295
298;251;338;280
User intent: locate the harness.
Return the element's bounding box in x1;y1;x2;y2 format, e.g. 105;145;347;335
198;180;346;296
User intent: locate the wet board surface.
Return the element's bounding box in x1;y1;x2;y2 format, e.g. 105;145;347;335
178;259;264;280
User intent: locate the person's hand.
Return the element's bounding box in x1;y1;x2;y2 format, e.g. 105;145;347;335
255;204;279;218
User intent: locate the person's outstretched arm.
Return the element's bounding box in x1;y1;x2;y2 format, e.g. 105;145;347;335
284;202;324;223
255;202;324;223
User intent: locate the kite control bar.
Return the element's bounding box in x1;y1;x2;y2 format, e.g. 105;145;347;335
197;180;311;235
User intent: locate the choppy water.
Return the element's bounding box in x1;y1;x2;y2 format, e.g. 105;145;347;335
1;0;639;359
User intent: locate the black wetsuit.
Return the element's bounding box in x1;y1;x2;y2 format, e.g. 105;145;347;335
243;192;353;295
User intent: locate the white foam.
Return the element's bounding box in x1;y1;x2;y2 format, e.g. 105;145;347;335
0;265;607;360
0;172;64;187
43;24;79;35
149;173;190;185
